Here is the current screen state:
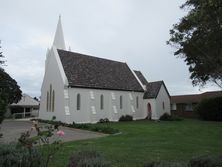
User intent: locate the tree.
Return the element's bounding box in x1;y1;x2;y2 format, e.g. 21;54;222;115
167;0;222;88
0;42;4;68
0;41;22;123
33;97;39;102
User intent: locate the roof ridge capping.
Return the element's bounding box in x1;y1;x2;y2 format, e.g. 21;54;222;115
133;70;149;86
172;90;222;97
57;49;126;64
126;64;146;91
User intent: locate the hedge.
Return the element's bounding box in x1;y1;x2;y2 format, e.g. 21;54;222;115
195;97;222;121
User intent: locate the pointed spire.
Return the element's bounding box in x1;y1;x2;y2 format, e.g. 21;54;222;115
53;15;66;50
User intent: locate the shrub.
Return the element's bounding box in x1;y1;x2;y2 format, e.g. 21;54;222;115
119;115;133;121
95;126;119;134
52;116;56;121
171;115;183;121
195;97;222;121
159;113;183;121
0;144;41;167
67;150;111;167
98;118;110;123
188;155;222;167
37;119;119;134
159;113;171;121
18;121;63;167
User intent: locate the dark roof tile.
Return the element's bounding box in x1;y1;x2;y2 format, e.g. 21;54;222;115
143;81;163;99
58;49;144;92
143;81;170;99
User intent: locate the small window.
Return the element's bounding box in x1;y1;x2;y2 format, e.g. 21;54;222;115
136;96;139;109
185;103;193;111
46;91;49;111
49;84;52;111
77;94;81;110
52;90;55;112
163;102;165;110
120;95;123;109
100;95;104;110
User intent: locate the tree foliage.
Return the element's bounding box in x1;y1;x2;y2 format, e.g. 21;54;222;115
168;0;222;88
0;42;4;68
0;42;22;123
195;96;222;121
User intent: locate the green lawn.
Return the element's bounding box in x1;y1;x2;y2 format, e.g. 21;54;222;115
50;119;222;166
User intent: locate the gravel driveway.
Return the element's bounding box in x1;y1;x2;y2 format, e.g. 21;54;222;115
0;120;107;144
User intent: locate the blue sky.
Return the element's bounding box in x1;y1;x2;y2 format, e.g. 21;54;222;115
0;0;220;97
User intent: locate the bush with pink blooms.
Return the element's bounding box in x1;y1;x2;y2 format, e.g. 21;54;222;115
57;130;65;137
17;120;65;167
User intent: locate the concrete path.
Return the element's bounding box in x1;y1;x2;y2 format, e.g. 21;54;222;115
0;120;107;144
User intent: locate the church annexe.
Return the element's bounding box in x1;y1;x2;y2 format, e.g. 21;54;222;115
39;17;171;123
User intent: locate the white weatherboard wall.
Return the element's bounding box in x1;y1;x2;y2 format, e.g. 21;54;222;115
68;88;145;123
39;47;68;123
155;85;171;118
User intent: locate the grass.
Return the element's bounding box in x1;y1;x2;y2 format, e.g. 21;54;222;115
49;119;222;167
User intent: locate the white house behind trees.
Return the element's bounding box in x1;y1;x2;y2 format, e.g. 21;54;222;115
39;17;171;124
7;94;39;118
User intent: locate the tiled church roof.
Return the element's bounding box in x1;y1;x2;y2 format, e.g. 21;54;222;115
58;49;144;92
143;81;170;99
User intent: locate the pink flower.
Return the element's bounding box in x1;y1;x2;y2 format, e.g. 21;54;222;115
56;130;65;137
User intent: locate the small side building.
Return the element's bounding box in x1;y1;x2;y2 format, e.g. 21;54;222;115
7;94;40;118
143;81;171;120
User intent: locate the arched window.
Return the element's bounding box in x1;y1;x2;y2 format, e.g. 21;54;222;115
77;94;81;110
46;91;49;111
136;96;139;109
162;102;165;110
100;95;104;110
49;84;52;111
52;90;55;112
120;95;123;109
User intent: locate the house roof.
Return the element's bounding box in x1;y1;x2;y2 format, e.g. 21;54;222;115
58;49;144;92
10;94;39;107
171;94;201;104
201;91;222;99
171;91;222;104
143;81;170;99
134;70;148;85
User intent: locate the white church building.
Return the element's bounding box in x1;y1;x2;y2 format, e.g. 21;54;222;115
39;17;171;124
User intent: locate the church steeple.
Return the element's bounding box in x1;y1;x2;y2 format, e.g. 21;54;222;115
53;15;66;50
